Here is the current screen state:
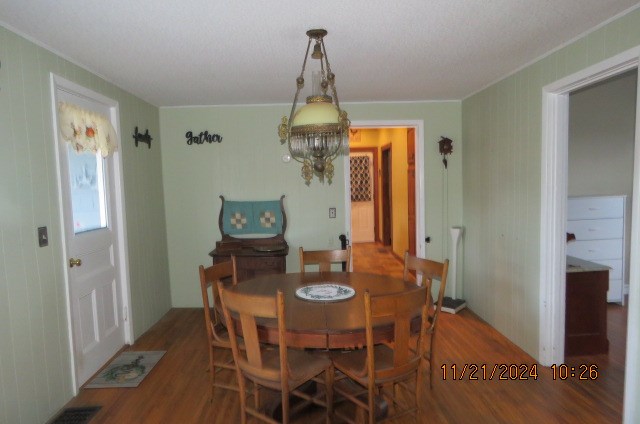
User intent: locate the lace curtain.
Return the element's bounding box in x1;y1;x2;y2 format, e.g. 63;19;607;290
350;155;372;202
58;101;118;157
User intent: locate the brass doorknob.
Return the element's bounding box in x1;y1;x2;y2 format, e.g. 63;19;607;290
69;258;82;268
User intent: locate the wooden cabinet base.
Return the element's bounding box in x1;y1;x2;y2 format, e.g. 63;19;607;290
565;269;609;356
211;249;287;282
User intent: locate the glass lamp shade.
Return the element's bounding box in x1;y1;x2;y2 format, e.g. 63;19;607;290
289;101;344;170
291;100;340;127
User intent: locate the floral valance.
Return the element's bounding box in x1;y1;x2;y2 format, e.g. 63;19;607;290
58;101;118;157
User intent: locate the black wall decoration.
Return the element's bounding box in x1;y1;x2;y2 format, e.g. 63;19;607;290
185;130;223;145
133;126;152;148
438;136;453;169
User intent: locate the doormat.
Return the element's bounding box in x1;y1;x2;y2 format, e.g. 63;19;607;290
85;351;166;388
49;406;101;424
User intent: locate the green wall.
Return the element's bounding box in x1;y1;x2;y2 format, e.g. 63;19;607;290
160;101;462;307
462;8;640;358
0;26;171;424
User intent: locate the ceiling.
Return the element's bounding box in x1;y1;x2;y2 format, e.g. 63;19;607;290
2;1;639;107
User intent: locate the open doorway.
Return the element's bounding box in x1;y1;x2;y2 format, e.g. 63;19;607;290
540;47;640;422
568;70;636;306
564;69;636;402
345;123;423;266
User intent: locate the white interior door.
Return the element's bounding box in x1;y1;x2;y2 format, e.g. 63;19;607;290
53;80;126;387
350;152;375;243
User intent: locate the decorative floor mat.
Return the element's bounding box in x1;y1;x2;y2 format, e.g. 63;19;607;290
85;351;166;388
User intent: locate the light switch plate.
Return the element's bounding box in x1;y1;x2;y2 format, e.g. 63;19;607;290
329;207;336;218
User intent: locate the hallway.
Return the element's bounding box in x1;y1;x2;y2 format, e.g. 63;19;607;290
351;242;405;279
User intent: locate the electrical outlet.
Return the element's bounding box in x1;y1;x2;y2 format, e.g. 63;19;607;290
38;226;48;247
329;207;336;218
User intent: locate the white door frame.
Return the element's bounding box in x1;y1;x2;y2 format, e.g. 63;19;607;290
344;120;426;259
539;46;640;422
50;73;133;393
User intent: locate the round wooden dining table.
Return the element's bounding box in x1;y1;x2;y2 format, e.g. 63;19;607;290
225;271;423;349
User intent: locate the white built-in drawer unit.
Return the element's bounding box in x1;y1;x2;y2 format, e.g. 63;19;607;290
567;195;626;304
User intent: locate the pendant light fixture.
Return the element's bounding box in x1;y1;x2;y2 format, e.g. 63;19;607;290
278;29;350;185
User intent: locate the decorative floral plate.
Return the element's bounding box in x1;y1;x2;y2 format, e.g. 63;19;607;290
295;283;355;302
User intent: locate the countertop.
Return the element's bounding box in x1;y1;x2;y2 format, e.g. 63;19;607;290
566;255;611;273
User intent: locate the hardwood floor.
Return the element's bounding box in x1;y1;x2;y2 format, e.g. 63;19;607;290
58;242;626;423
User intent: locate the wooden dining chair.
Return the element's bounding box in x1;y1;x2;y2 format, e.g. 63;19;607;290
218;283;334;424
299;246;352;273
331;286;429;424
199;256;241;400
403;252;449;388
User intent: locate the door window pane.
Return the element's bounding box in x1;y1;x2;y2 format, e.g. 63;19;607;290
67;144;108;233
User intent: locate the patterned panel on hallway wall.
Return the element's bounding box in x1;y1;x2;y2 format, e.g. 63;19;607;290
350;155;372;202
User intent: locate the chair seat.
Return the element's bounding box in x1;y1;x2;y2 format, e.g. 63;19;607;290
332;344;416;386
210;323;232;347
248;348;331;391
210;324;246;350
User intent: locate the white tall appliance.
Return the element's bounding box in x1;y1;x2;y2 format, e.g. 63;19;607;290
442;226;467;314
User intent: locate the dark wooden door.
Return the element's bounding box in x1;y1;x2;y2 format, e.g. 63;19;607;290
407;129;416;256
381;144;392;246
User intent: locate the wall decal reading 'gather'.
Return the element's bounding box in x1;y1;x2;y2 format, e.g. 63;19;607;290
185;130;223;145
